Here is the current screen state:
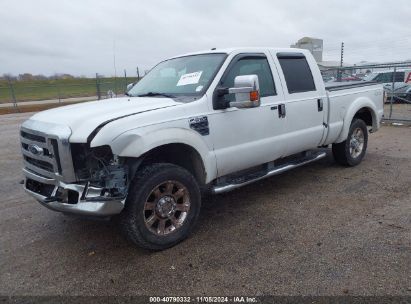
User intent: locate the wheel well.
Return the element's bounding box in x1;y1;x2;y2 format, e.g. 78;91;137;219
137;143;206;185
353;107;373;126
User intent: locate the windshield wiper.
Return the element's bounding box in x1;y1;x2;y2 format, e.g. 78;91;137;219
137;92;175;98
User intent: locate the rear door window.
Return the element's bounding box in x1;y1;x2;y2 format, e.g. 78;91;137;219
277;54;316;94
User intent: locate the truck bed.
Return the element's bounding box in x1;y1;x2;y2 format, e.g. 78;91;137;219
325;81;378;91
324;81;384;146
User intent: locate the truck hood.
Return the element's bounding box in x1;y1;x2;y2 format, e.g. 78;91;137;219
28;97;181;142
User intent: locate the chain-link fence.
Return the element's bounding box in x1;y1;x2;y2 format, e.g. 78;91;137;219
321;61;411;122
0;74;139;112
2;64;411;122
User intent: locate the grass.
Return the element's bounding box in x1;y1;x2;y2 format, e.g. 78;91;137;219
0;100;90;115
0;77;138;104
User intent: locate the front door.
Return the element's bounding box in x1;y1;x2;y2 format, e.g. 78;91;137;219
208;53;287;177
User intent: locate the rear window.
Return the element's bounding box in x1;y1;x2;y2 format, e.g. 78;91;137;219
373;72;405;83
395;72;405;82
277;55;316;94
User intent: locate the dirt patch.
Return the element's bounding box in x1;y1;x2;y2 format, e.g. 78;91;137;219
0;113;410;296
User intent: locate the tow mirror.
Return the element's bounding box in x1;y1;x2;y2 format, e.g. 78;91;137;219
229;75;260;108
213;75;261;110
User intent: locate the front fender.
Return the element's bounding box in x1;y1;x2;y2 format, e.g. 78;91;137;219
109;127;217;183
335;97;380;143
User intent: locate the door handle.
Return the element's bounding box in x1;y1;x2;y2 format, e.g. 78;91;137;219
278;104;286;118
317;99;323;112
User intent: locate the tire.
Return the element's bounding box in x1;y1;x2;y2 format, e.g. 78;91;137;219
119;163;201;250
332;119;368;166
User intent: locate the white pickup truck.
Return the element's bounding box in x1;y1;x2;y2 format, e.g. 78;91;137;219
20;48;383;250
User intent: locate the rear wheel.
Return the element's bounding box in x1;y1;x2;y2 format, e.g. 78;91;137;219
332;119;368;166
119;163;201;250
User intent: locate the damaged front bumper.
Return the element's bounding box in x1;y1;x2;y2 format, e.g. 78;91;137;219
23;168;125;216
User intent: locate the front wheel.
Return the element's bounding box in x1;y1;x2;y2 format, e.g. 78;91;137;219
119;163;201;250
332;119;368;166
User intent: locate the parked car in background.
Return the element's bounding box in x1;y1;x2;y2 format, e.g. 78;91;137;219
364;70;411;102
353;73;367;79
322;76;335;83
341;75;363;82
322;74;363;83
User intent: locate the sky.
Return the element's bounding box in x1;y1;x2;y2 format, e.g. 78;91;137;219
1;0;410;77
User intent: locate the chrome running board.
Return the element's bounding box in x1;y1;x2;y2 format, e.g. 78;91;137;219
212;151;327;194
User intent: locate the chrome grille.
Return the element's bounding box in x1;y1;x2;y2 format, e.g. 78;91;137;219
24;155;54;172
21;130;46;143
20;120;76;183
20;129;60;178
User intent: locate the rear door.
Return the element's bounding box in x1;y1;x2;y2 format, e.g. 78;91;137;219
271;52;327;156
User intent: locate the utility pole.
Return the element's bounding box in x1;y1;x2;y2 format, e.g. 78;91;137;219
95;73;101;100
337;42;344;81
124;69;127;93
113;40;118;95
136;67;140;79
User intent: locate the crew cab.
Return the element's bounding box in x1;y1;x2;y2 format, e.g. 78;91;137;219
20;48;384;250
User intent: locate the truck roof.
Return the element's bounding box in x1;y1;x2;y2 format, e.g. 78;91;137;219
170;47;310;59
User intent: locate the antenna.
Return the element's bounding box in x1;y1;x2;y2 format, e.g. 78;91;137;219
337;42;344;81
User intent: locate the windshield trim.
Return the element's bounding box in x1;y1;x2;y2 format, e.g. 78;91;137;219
130;52;228;99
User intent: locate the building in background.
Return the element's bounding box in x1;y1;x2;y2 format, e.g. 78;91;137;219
291;37;352;79
291;37;323;62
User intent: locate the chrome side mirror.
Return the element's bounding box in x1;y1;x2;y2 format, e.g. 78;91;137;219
228;75;261;108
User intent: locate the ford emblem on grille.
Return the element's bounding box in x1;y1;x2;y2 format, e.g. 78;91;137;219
28;144;44;156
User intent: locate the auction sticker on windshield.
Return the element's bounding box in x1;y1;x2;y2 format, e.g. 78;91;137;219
177;71;203;86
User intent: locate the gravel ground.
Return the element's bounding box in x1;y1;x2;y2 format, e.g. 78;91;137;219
0;112;410;296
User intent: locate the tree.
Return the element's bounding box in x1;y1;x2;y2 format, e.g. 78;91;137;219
18;73;34;81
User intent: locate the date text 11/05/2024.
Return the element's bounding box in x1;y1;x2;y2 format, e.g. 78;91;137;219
149;296;258;303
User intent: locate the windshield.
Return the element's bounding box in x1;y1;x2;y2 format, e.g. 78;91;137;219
128;53;227;98
363;73;377;81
